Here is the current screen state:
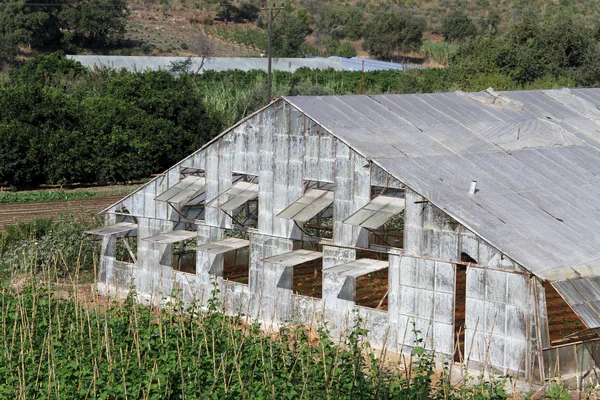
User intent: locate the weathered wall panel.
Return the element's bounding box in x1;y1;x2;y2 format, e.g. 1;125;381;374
396;255;455;355
465;267;531;374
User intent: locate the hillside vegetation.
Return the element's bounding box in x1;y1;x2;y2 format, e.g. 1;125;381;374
3;2;600;188
3;0;600;64
2;2;600;189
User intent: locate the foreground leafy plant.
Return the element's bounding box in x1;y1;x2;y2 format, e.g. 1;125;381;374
0;271;528;399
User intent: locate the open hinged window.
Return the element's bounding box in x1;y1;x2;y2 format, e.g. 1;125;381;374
86;209;138;264
196;233;251;284
155;167;206;220
325;256;389;311
141;222;198;274
345;186;405;249
278;180;334;239
206;173;259;228
172;237;198;274
263;247;324;298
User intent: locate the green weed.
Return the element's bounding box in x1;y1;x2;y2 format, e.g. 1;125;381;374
0;187;139;204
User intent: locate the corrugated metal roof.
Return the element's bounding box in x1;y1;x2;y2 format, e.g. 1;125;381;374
552;278;600;328
284;89;600;282
285;88;600;327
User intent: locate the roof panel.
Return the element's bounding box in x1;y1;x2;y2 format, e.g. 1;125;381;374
262;249;323;266
344;196;405;229
570;303;600;328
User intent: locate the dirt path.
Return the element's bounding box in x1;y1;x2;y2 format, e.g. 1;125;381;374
0;196;122;229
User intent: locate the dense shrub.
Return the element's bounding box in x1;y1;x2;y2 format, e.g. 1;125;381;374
362;11;426;60
0;0;128;59
441;11;478;42
449;5;599;86
0;216;101;276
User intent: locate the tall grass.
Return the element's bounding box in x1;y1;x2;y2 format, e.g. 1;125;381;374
420;41;460;66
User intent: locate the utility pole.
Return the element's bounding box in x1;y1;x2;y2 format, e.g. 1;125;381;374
261;4;284;102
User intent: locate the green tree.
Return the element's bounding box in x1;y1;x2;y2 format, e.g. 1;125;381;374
441;11;477;42
318;7;348;40
345;7;363;41
272;16;310;57
449;5;595;86
59;0;128;47
238;2;260;22
495;6;591;84
0;121;41;187
325;38;356;58
0;0;64;48
216;0;236;22
362;11;425;60
0;33;19;67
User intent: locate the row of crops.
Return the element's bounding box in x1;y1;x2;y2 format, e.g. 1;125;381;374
0;279;518;399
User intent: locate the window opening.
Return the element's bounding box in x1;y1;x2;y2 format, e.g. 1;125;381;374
325;256;389;310
354;250;389;310
263;248;323;299
358;186;406;249
116;236;138;264
222;229;250;284
356;267;388;310
454;252;474;363
292;241;323;297
196;234;251;284
85;209;138;262
156;169;207;221
544;282;586;345
172;237;198;274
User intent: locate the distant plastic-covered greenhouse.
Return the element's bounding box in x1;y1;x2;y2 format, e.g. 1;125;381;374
67;55;423;73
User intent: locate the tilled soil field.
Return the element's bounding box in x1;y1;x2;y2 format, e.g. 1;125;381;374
0;196;122;229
